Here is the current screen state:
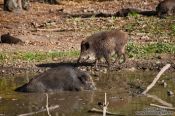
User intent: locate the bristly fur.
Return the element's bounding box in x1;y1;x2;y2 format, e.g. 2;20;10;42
78;30;128;68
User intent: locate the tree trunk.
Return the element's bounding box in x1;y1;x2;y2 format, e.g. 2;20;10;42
4;0;30;12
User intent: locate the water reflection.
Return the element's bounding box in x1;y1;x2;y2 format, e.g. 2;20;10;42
0;70;175;116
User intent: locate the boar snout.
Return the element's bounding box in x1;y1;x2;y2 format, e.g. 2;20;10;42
77;55;90;64
77;57;81;63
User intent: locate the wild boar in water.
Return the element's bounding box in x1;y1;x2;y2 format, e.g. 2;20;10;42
15;66;96;92
77;30;128;68
156;0;175;18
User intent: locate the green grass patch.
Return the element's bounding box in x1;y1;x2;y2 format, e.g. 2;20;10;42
127;42;175;58
128;12;140;17
123;16;175;37
171;23;175;32
0;42;175;63
0;53;7;61
0;51;80;62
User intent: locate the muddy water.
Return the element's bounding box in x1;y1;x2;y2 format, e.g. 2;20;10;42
0;70;175;116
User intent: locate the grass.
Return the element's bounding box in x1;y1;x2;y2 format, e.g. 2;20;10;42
65;15;175;42
171;23;175;32
0;42;175;63
123;16;175;37
127;42;175;58
0;51;80;62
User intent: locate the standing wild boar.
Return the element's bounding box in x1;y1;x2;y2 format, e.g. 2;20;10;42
156;0;175;18
77;30;128;68
15;66;96;92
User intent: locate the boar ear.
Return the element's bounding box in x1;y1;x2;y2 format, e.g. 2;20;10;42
78;74;88;84
84;42;90;50
81;41;90;51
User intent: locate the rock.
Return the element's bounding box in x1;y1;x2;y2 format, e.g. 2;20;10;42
160;80;167;88
167;90;174;96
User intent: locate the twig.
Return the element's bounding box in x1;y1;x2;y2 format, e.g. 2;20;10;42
45;93;51;116
35;28;74;32
150;103;175;110
88;93;124;115
18;105;59;116
103;93;107;116
88;108;125;115
146;94;173;107
142;64;171;95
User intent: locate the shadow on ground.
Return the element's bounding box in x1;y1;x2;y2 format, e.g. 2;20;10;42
36;61;95;68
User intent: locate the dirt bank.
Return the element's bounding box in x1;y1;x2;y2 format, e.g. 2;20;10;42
0;57;175;76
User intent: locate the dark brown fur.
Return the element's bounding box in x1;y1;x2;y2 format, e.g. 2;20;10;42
156;0;175;18
1;33;24;44
77;30;128;68
15;66;96;92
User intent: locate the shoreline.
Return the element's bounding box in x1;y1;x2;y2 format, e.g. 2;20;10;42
0;58;175;76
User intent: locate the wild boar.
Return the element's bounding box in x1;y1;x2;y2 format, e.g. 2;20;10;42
0;33;24;44
77;30;128;68
156;0;175;18
15;66;96;92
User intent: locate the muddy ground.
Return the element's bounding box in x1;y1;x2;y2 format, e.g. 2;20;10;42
0;0;175;75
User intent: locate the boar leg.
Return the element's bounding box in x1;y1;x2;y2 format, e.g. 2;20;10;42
115;53;126;64
95;58;99;69
122;53;127;63
104;54;111;68
77;57;81;63
167;10;172;16
115;46;126;64
114;53;120;65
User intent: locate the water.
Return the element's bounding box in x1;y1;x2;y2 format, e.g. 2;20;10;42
0;70;175;116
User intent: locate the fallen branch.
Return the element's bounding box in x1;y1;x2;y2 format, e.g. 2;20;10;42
146;94;173;107
45;93;51;116
89;93;124;116
150;103;175;110
65;8;157;18
18;105;59;116
142;64;171;95
35;28;74;32
67;12;113;18
103;93;108;116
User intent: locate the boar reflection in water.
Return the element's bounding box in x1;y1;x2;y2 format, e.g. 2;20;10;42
78;30;128;68
15;66;96;92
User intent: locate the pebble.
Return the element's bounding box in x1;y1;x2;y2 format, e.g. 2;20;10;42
167;90;174;96
161;80;167;88
128;67;136;72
